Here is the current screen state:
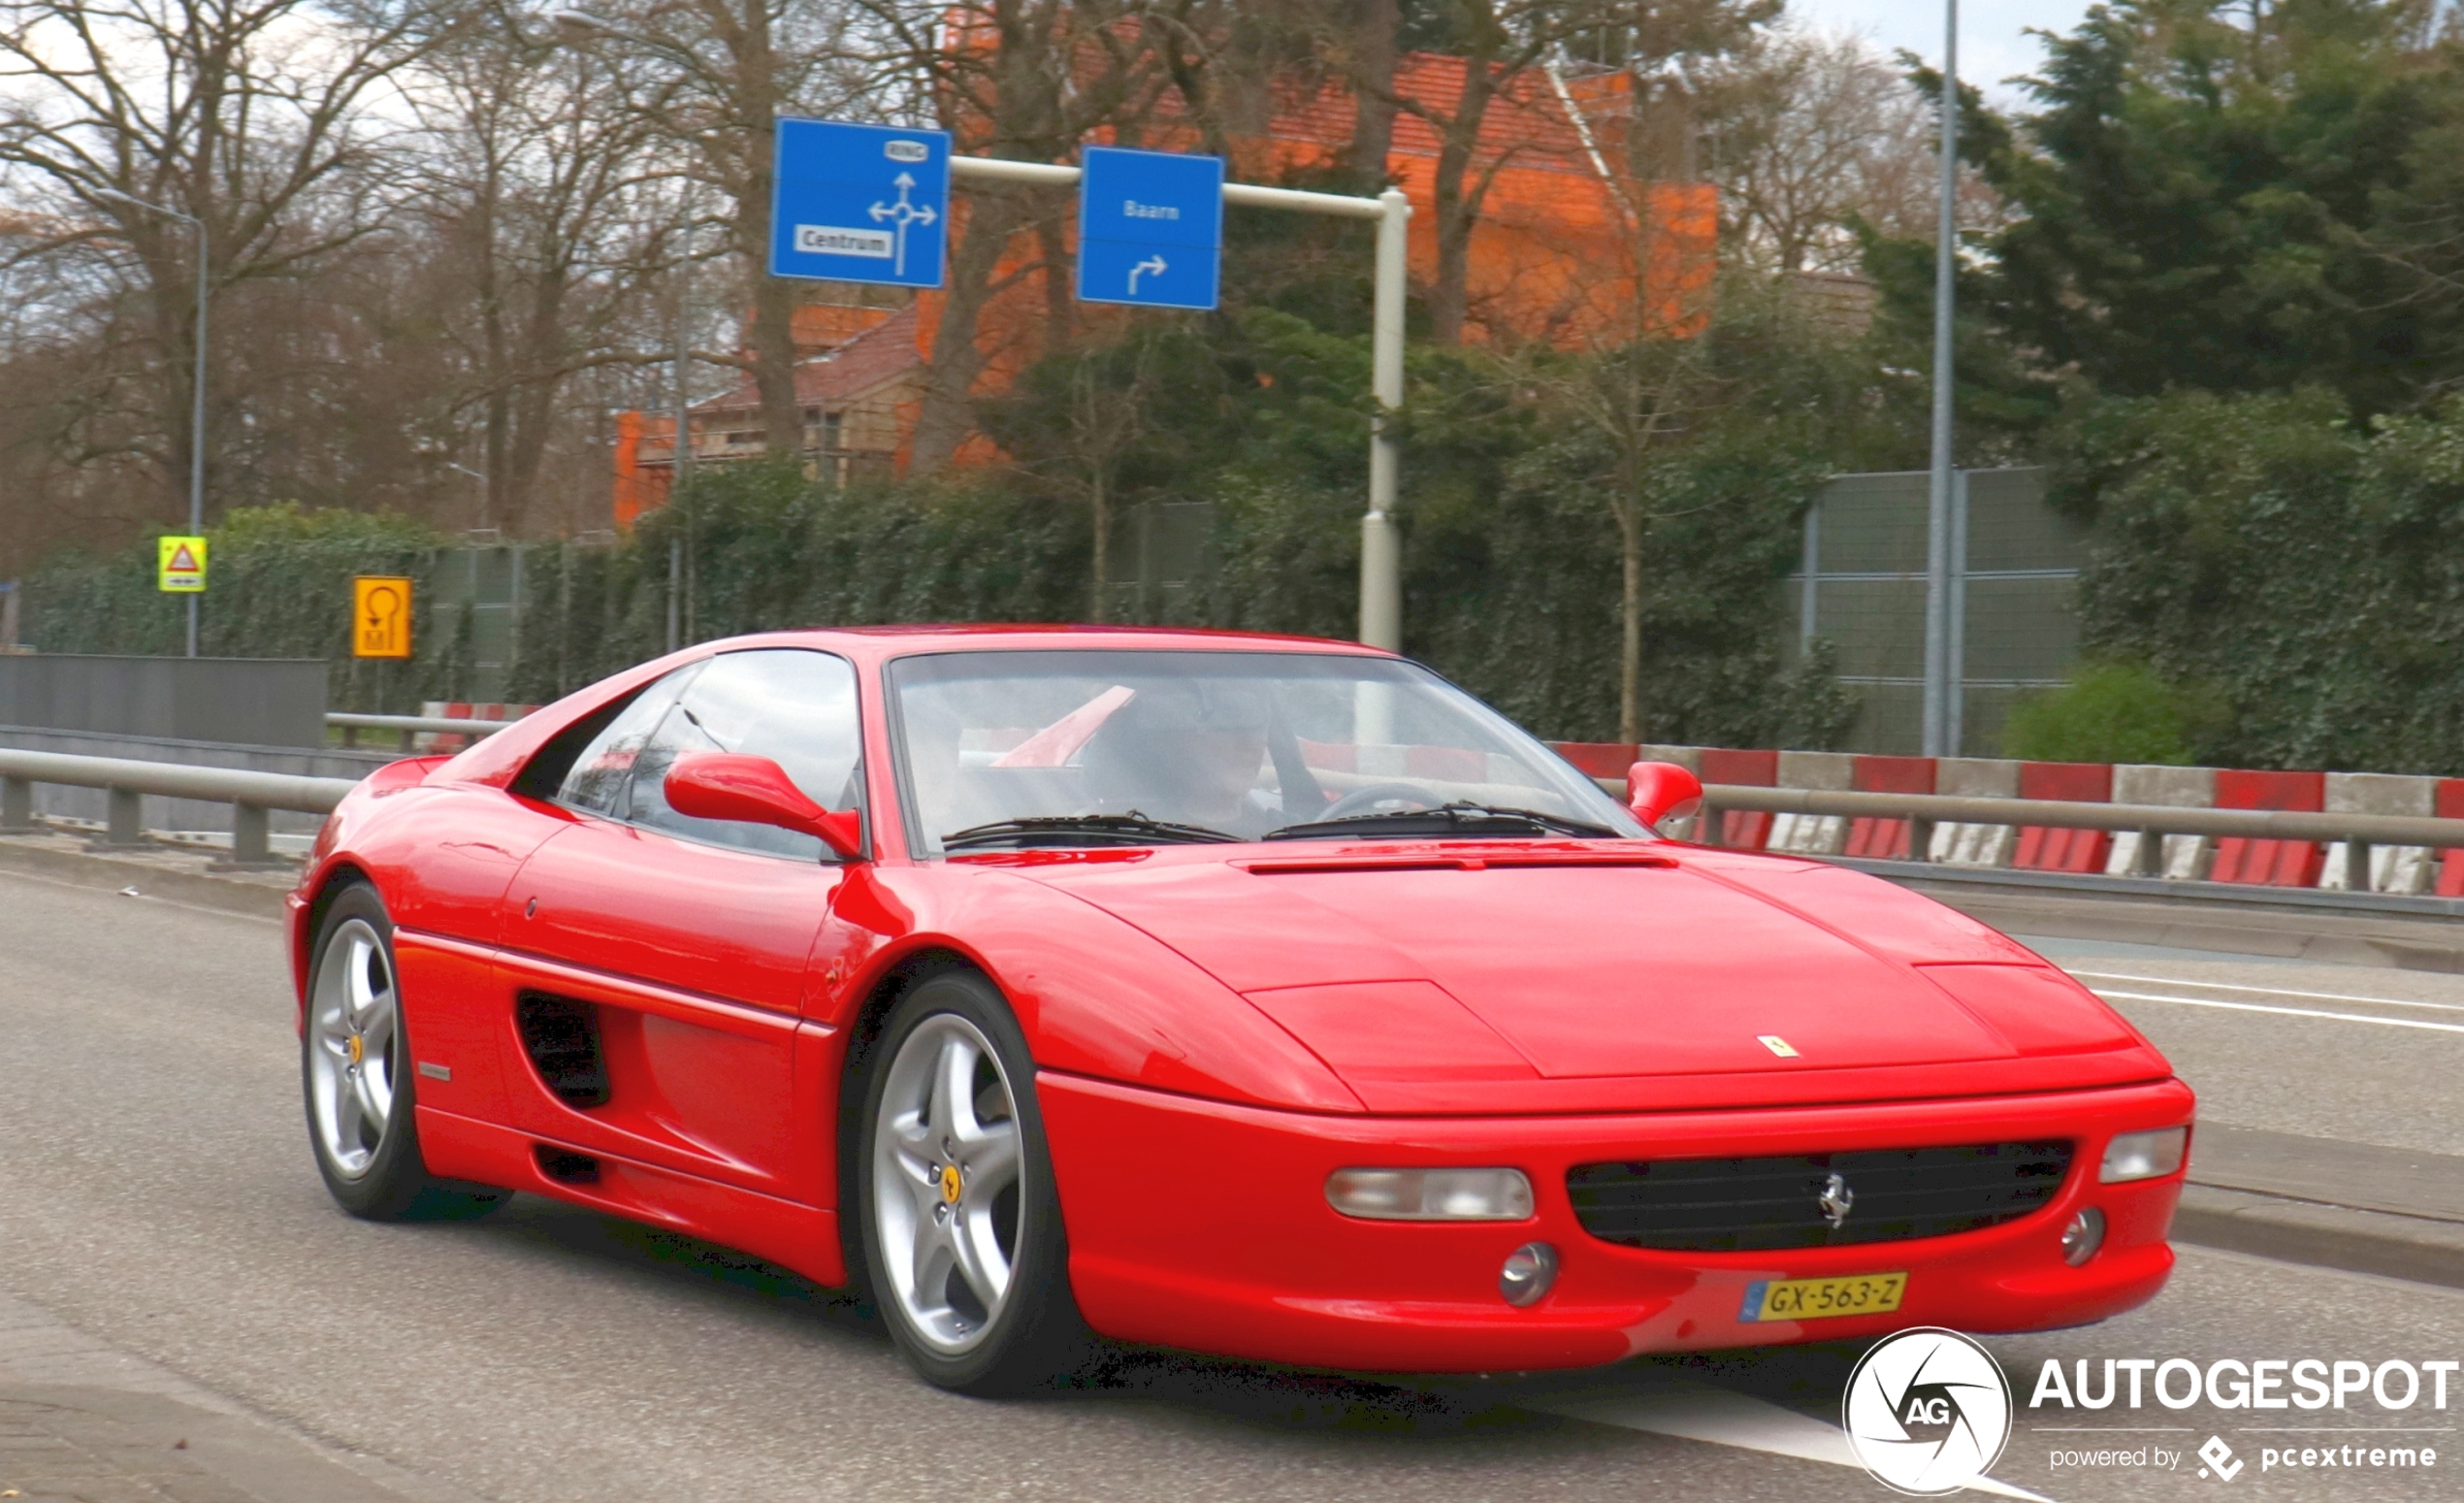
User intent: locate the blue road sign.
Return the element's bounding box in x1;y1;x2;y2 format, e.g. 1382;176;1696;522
770;118;951;287
1076;147;1223;310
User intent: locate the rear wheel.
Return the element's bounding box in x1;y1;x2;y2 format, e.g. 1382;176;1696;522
857;969;1089;1393
303;884;506;1221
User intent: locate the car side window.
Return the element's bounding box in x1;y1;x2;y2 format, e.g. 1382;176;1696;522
626;649;864;859
554;665;703;817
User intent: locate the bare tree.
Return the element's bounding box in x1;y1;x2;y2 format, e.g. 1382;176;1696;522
1699;27;1937;274
403;20;682;529
859;0;1188;472
557;0;873;454
0;0;464;516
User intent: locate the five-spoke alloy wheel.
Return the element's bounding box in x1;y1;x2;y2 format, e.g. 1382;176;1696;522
858;969;1086;1392
308;913;399;1179
302;884;504;1221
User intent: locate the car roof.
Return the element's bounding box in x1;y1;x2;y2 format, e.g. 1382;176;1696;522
715;624;1396;660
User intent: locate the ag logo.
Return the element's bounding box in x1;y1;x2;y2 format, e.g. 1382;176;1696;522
1843;1327;2013;1495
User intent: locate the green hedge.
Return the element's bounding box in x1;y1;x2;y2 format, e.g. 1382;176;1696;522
19;506;476;714
2055;390;2464;773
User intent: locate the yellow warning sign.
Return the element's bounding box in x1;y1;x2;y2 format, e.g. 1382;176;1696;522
353;575;413;659
157;536;208;593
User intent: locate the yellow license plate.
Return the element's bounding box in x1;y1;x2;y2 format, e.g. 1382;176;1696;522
1740;1272;1908;1323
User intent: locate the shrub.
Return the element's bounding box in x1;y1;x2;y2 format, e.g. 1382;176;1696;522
2001;663;2200;765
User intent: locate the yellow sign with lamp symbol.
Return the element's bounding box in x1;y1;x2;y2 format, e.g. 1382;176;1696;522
352;576;413;659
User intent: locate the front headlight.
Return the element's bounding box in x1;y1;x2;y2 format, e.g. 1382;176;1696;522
1325;1167;1535;1221
2100;1127;2189;1184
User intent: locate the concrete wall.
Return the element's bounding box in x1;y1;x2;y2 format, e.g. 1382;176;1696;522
0;656;327;748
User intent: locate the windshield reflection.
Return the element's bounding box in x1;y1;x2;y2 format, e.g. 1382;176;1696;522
888;650;1645;854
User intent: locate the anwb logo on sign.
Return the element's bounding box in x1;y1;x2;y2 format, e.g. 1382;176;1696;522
795;225;893;259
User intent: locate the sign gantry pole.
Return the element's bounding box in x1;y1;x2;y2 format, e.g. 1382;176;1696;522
894;150;1410;652
1360;186;1410;653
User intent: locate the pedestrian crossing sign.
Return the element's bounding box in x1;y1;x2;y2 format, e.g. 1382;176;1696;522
158;536;208;593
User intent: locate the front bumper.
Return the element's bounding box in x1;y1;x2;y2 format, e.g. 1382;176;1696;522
1039;1071;2192;1373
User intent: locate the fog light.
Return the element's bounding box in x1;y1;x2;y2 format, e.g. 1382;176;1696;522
1500;1241;1558;1306
2100;1127;2188;1184
1325;1167;1534;1221
2061;1207;2106;1266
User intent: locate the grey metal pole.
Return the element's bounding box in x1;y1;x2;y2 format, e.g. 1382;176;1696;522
186;212;208;659
1359;186;1410;652
670;293;694;652
95;188;211;658
1922;0;1960;756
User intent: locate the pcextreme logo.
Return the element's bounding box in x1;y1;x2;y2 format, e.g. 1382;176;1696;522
1844;1327;2015;1495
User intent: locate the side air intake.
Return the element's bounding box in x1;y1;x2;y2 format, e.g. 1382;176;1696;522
533;1146;600;1184
515;992;609;1108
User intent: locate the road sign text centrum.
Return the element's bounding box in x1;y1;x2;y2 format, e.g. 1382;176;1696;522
1076;146;1223;310
352;576;413;660
157;536;207;593
770;119;952;287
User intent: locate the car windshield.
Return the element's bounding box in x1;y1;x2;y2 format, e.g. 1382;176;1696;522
888;649;1646;854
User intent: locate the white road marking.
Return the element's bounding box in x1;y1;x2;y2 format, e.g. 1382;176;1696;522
2089;989;2464;1035
2069;969;2464;1014
1526;1380;2055;1500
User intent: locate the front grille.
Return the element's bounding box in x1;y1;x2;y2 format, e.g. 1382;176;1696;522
1566;1140;2073;1252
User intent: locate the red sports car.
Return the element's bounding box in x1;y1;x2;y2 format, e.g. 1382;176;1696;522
287;627;2192;1393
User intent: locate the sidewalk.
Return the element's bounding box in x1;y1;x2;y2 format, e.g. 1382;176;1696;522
2177;1124;2464;1289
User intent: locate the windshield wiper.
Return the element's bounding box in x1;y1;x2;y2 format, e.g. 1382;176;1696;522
1263;801;1618;842
941;813;1241;851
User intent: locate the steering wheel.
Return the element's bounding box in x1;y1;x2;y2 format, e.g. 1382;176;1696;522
1317;782;1443;821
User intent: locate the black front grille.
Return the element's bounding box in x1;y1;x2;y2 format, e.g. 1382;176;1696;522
1566;1140;2073;1252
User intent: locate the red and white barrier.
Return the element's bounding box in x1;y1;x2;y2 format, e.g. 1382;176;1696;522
416;702;537;753
1556;740;2464;897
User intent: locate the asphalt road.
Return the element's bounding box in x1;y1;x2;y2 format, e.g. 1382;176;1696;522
3;866;2460;1503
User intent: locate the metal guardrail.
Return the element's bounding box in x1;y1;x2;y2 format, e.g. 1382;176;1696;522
0;748;357;869
7;742;2460;886
327;712;516;750
1683;783;2464;890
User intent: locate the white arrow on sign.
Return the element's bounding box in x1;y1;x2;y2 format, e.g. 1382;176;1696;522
1128;253;1168;295
866;171;938;277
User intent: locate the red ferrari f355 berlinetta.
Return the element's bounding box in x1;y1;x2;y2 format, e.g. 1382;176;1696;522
288;627;2193;1393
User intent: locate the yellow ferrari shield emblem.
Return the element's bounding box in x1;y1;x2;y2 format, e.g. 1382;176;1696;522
939;1164;962;1204
346;1034;365;1065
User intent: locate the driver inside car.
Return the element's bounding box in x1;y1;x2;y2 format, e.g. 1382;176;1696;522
1080;681;1283;837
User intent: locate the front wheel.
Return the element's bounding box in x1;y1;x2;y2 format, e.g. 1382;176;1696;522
857;969;1089;1393
303;884;505;1221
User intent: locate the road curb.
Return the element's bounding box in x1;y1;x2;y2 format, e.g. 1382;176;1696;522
0;834;289;918
2173;1184;2464;1291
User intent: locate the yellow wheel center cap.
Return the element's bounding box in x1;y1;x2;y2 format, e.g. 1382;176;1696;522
939;1164;962;1204
346;1034;365;1065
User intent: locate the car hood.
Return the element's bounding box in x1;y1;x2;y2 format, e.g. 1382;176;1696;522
1015;845;2164;1111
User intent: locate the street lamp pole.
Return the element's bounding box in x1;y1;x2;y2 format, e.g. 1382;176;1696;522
98;187;210;659
445;461;491;532
1922;0;1960;758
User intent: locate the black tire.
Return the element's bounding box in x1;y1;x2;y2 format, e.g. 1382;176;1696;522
855;968;1091;1394
302;884;507;1222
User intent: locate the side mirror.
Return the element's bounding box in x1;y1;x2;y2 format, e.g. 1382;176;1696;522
1625;761;1703;833
664;753;863;860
